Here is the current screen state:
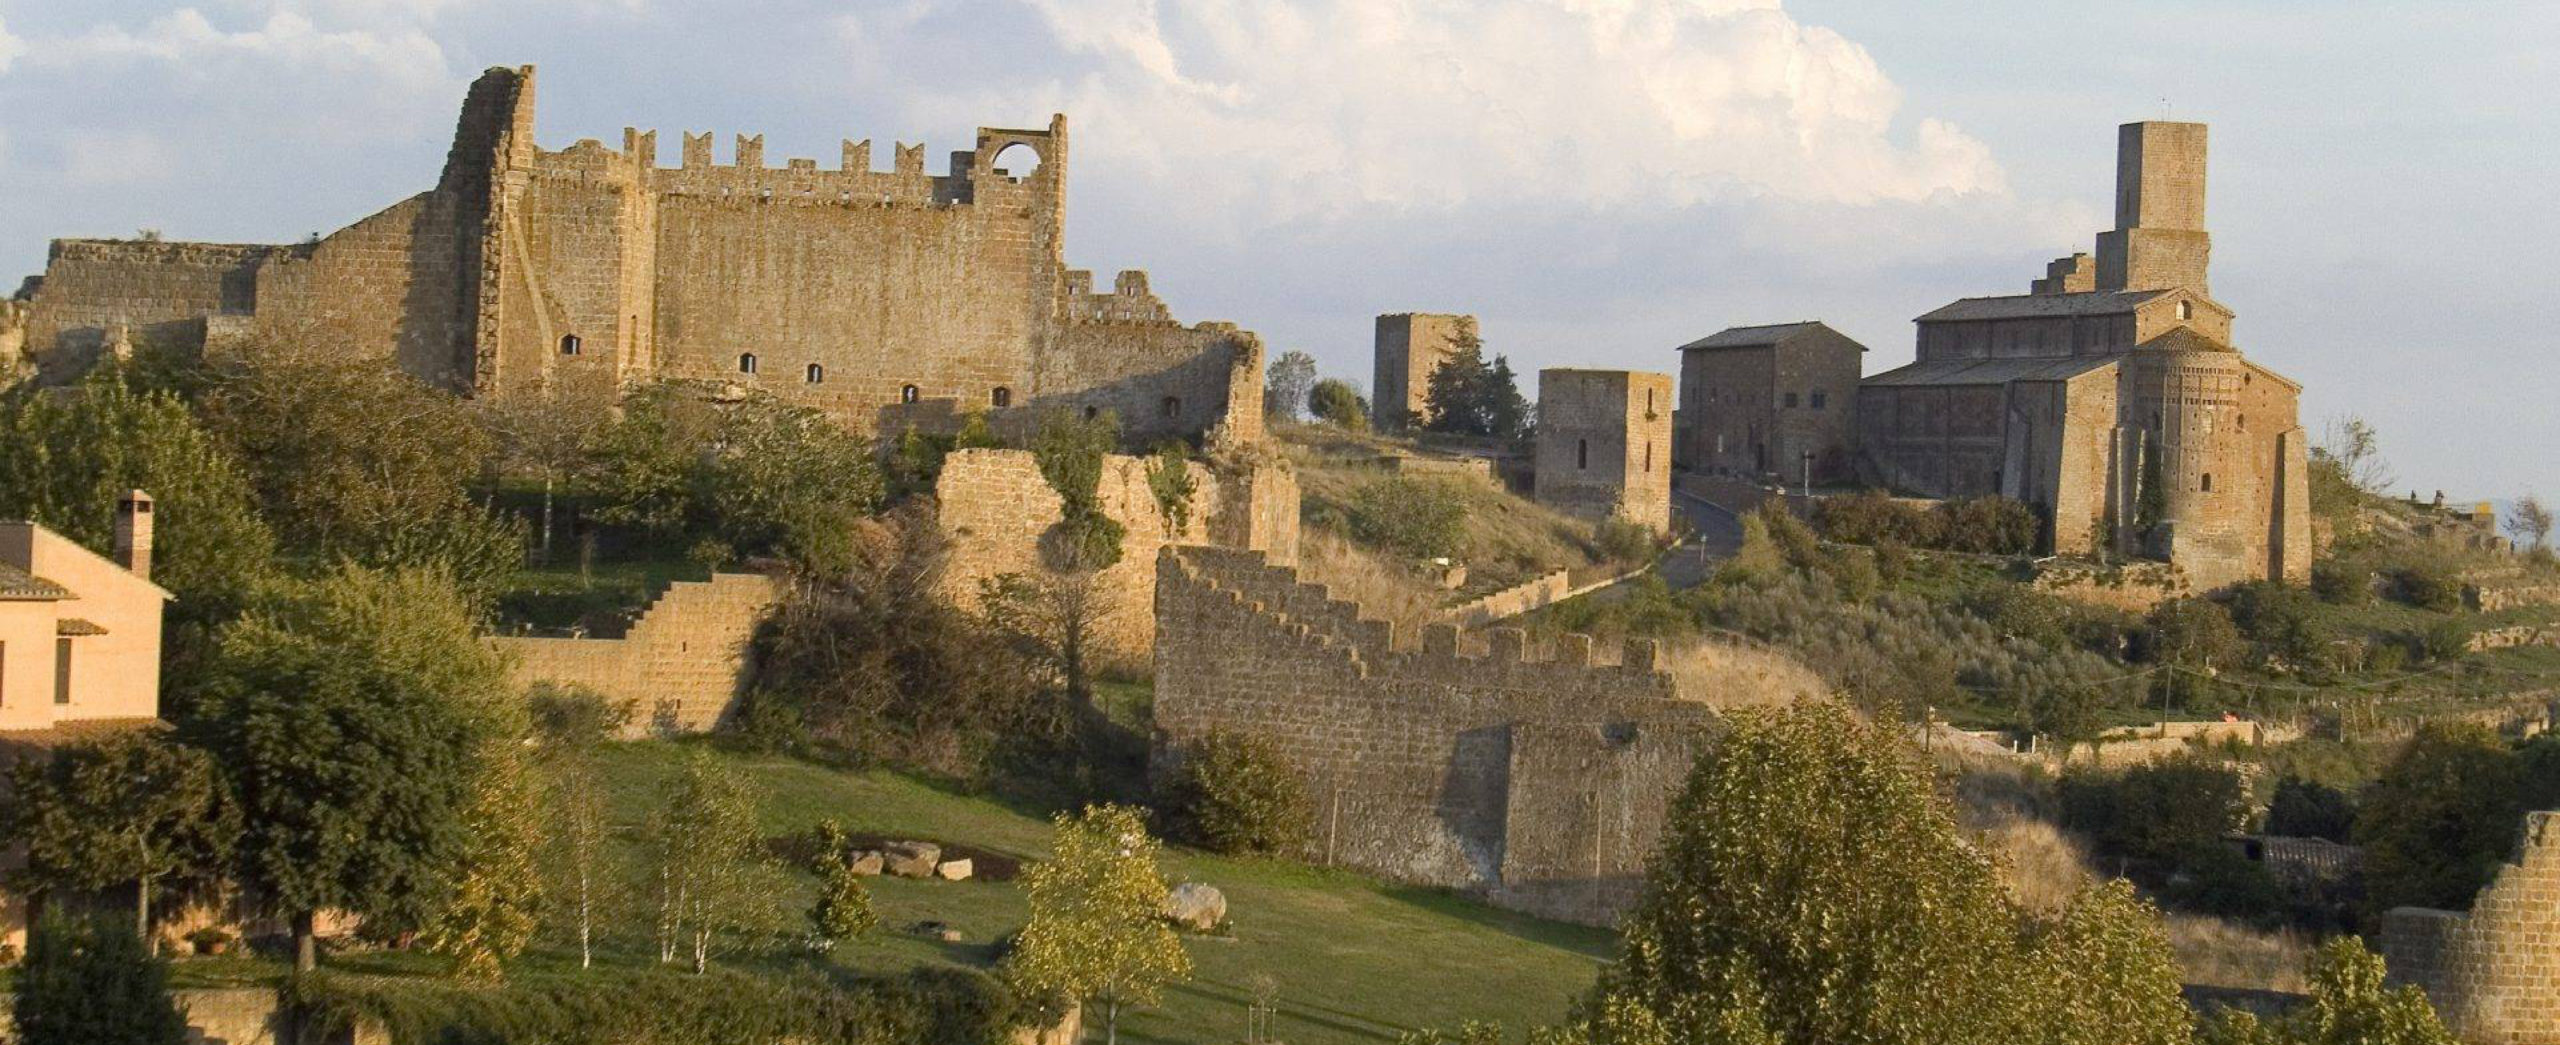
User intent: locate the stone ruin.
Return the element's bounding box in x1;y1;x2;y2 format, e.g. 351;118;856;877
2382;810;2560;1045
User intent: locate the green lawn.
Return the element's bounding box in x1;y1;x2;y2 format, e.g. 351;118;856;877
584;742;1614;1045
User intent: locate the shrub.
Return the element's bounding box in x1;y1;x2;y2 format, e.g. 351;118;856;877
2135;598;2245;671
1815;490;1946;548
2226;581;2333;670
1307;379;1369;431
1936;496;2040;555
2419;619;2475;662
1161;731;1311;857
2058;754;2251;866
1346;478;1467;561
2357;724;2523;914
2160;840;2286;922
13;913;188;1045
2310;559;2374;605
1594;518;1655;564
1756;502;1821;569
2392;560;2465;612
2265;776;2355;843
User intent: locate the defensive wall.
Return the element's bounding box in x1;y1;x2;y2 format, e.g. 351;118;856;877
493;572;783;736
1152;546;1714;925
934;448;1299;660
2383;811;2560;1045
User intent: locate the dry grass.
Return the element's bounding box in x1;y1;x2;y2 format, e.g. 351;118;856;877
1662;638;1831;710
1274;423;1622;593
1293;528;1445;637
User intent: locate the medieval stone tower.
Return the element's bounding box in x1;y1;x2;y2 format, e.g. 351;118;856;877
1372;312;1478;432
1534;369;1674;533
2098;121;2212;295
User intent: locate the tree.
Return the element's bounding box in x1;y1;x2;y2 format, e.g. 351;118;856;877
0;732;238;953
530;684;632;969
647;751;773;973
2057;754;2250;866
2265;776;2356;843
1005;804;1193;1045
2311;416;2393;503
2201;937;2456;1045
583;380;885;574
477;379;614;561
0;369;277;620
1263;350;1318;422
186;566;510;972
1162;730;1312;856
1308;379;1369;431
190;335;523;601
1421;334;1530;440
11;913;188;1045
424;740;544;981
810;851;879;949
2355;723;2525;915
1573;704;2194;1045
2506;494;2553;551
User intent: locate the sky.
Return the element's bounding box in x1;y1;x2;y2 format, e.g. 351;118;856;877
0;0;2552;500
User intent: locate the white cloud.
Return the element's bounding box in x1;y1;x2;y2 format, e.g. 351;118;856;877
61;130;174;185
0;15;25;75
47;9;450;88
866;0;2007;228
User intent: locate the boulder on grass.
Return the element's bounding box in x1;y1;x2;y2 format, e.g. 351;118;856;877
936;858;975;881
846;851;885;877
1162;882;1227;932
883;842;942;879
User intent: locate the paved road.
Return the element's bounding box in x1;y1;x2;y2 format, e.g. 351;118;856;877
1658;491;1745;589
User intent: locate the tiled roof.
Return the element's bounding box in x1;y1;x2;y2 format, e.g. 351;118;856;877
1915;289;2173;323
55;618;108;637
0;562;70;601
1861;355;2118;388
1678;321;1843;352
2137;326;2237;353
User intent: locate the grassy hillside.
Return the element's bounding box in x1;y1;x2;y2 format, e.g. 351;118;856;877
583;742;1612;1045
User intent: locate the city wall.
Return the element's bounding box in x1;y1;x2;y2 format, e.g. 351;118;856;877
1152;546;1714;925
2383;811;2560;1045
493;572;783;736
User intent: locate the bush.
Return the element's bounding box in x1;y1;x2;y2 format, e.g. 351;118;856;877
1814;490;1945;547
1307;379;1369;431
2226;581;2333;670
1935;496;2040;555
1161;731;1311;857
2265;776;2355;842
1594;518;1656;564
2135;598;2245;671
13;913;188;1045
2159;840;2286;922
293;966;1021;1045
2058;754;2250;866
1345;478;1467;561
2310;559;2373;605
2392;560;2465;612
2419;619;2474;662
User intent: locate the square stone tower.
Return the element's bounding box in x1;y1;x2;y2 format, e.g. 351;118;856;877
1535;369;1674;533
1373;313;1478;431
2096;121;2211;294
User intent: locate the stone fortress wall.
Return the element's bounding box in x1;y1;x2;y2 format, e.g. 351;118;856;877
934;448;1300;660
1371;313;1476;432
15;65;1262;448
1535;368;1675;533
1152;546;1714;925
2382;811;2560;1045
492;572;784;737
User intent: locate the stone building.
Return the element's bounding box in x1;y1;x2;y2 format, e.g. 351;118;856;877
2382;811;2560;1045
1152;546;1712;925
0;493;167;733
1535;369;1673;533
12;65;1264;446
1371;312;1478;432
1671;321;1864;484
1855;121;2309;587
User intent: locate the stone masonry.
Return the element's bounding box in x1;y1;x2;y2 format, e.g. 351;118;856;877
1672;321;1864;485
1372;312;1477;432
934;448;1298;660
2382;811;2560;1045
492;572;783;736
15;65;1264;448
1535;368;1674;533
1152;546;1714;924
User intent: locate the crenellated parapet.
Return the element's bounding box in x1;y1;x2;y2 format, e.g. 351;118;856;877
2382;811;2560;1045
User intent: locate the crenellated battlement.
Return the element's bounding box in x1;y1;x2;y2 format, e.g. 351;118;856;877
527;112;1065;214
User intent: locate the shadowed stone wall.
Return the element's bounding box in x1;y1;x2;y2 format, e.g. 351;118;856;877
2383;811;2560;1045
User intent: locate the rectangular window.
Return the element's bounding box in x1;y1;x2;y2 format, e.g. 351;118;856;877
1783;392;1800;409
54;638;71;705
1810;391;1828;410
0;641;6;705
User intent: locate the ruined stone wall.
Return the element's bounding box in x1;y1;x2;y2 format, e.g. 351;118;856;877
1535;369;1673;532
22;240;288;377
493;572;782;736
1152;546;1712;924
933;449;1298;660
2383;811;2560;1045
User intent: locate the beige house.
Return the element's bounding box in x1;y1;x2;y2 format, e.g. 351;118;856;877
0;492;168;732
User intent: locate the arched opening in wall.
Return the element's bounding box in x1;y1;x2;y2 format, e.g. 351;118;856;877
806;363;824;384
738;353;757;375
989;142;1044;180
900;384;920;405
2177;300;2195;321
992;386;1012;408
1160;396;1181;419
559;334;581;356
1577;439;1589;470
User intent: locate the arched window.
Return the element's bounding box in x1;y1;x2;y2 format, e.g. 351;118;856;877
992;386;1012;408
737;353;758;375
1577;438;1589;470
2177;300;2195;321
1160;396;1181;419
559;334;582;356
899;384;920;404
806;363;825;384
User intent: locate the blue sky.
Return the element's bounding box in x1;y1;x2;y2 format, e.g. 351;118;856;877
0;0;2551;500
